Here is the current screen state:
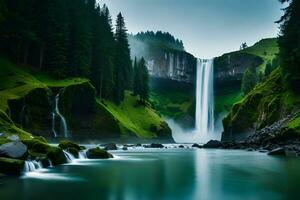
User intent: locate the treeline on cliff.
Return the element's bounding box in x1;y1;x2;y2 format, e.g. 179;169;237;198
0;0;149;104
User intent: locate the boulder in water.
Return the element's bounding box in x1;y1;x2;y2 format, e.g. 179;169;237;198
59;140;81;151
203;140;222;148
87;147;113;159
268;148;286;156
103;143;118;151
192;144;202;148
122;146;128;151
0;142;27;158
146;143;164;148
0;157;25;175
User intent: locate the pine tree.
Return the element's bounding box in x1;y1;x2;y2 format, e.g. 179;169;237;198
114;12;132;103
277;0;300;92
139;57;150;102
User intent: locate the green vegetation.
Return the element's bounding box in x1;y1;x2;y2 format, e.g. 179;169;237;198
0;0;135;104
223;68;300;140
215;89;243;114
150;91;193;120
241;38;279;72
100;91;169;138
241;69;257;95
133;57;149;102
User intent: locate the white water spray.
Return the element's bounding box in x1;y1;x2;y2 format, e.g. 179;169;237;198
23;161;42;173
63;150;75;162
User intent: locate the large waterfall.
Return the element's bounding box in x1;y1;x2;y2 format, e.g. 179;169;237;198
195;59;214;137
170;58;217;143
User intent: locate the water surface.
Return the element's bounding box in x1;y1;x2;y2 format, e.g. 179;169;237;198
0;149;299;200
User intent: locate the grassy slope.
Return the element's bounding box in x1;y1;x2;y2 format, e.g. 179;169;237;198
241;38;279;72
99;92;164;138
215;38;279;114
0;58;88;111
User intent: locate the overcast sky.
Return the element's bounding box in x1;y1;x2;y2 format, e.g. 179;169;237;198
100;0;284;58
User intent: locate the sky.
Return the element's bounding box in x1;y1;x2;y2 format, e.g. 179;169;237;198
100;0;285;58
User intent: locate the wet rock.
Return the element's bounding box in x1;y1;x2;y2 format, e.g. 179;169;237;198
58;140;80;158
192;144;202;148
268;148;286;156
0;157;25;175
103;143;118;151
259;150;268;153
7;135;20;141
122;146;128;151
0;142;27;158
87;147;113;159
203;140;222;148
146;143;164;148
179;145;185;148
136;144;142;147
58;140;81;151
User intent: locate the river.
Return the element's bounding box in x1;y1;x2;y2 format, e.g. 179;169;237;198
0;148;299;200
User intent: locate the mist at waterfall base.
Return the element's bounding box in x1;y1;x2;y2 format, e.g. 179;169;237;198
169;59;222;144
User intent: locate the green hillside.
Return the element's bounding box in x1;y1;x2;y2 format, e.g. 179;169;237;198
0;58;171;141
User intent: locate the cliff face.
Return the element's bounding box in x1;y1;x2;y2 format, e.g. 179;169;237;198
214;52;263;89
128;34;197;84
146;50;197;83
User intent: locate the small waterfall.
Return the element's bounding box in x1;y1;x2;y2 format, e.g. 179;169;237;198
63;150;75;163
52;92;68;138
79;150;87;159
195;59;214;137
23;161;42;173
51;112;58;137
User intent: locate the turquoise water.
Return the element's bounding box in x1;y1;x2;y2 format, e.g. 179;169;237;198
0;149;299;200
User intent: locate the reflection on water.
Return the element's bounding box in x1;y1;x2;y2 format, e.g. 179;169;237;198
1;149;300;200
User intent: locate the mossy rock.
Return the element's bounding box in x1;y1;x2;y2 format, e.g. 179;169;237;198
58;140;80;151
86;147;113;159
0;157;24;175
22;139;66;165
68;147;79;158
47;146;66;165
61;82;96;116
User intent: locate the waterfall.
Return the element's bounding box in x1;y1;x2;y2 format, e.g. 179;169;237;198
51;112;58;137
79;150;88;159
23;161;42;173
63;150;75;163
195;59;214;136
52;92;68;138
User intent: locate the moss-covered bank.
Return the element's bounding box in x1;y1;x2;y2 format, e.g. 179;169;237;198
222;68;300;141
